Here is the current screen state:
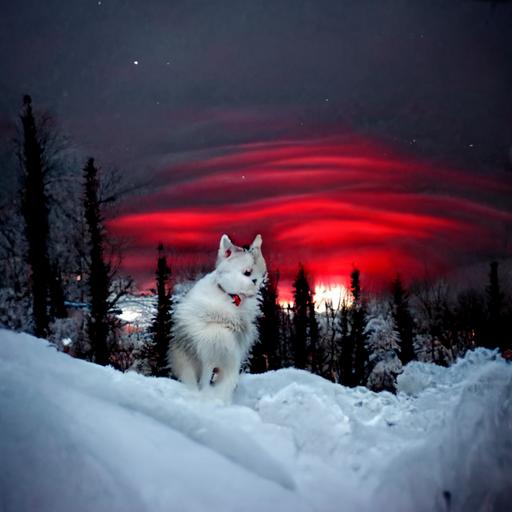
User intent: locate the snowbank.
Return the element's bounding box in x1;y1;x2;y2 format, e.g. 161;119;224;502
1;330;511;512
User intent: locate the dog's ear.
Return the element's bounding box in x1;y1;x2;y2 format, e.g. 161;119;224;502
219;234;234;258
250;234;262;251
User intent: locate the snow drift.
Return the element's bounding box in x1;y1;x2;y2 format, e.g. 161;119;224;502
0;330;511;512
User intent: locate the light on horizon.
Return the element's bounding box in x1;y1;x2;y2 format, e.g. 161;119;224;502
313;283;352;311
280;283;352;310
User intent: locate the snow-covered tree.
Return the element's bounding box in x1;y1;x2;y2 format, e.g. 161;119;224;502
48;314;88;355
2;96;81;337
0;287;33;333
132;335;158;376
413;333;453;366
364;314;403;393
0;199;28;299
0;192;32;332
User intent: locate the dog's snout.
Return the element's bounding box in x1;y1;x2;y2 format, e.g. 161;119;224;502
252;278;257;284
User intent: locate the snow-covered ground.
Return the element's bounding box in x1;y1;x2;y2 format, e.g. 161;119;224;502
1;330;511;512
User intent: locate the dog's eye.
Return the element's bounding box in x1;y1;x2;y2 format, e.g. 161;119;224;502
244;270;252;277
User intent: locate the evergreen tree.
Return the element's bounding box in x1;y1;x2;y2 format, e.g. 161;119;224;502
134;335;158;376
291;264;313;369
391;275;415;365
19;95;52;337
486;261;504;350
83;158;111;365
149;243;173;376
350;268;368;386
251;270;281;373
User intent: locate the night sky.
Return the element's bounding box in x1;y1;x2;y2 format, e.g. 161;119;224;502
1;0;511;297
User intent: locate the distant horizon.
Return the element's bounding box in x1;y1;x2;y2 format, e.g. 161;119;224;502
127;239;512;306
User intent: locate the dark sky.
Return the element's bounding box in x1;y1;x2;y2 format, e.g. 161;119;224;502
1;0;511;295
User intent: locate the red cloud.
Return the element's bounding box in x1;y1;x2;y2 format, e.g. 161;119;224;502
110;137;512;298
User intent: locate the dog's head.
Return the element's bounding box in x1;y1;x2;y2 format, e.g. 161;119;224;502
215;234;267;298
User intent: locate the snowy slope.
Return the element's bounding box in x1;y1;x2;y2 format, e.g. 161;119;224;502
0;330;511;512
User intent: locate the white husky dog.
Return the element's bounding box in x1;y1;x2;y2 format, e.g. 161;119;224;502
168;234;267;402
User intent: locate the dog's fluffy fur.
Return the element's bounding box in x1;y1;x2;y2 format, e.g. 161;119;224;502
168;234;266;402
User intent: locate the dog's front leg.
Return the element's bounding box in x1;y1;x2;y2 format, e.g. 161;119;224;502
213;372;238;404
170;348;200;391
208;360;241;404
199;365;216;390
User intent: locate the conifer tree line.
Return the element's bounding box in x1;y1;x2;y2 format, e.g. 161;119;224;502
1;96;511;391
248;261;512;391
0;96;133;368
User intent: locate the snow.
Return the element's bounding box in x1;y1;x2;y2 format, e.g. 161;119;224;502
1;330;511;512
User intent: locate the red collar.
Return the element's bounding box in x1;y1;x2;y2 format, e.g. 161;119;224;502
230;294;242;307
218;284;242;307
